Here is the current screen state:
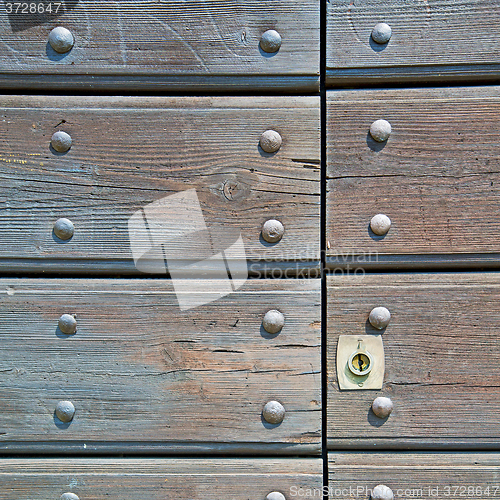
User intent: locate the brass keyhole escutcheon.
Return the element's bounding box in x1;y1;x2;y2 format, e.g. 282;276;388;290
348;347;373;376
337;335;384;390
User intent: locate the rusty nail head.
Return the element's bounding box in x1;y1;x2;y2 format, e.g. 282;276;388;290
370;214;391;236
53;218;75;240
55;400;75;423
371;23;392;44
262;219;284;243
372;397;394;419
60;494;80;500
369;307;391;330
372;484;394;500
260;130;282;153
369;119;392;143
51;131;72;153
263;309;285;334
266;493;286;500
48;26;74;53
263;400;285;424
260;29;282;53
58;314;77;335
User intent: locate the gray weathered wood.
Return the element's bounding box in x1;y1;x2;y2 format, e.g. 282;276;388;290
0;95;320;274
329;453;500;498
0;0;319;91
327;0;500;86
327;87;500;264
327;273;500;448
0;458;322;499
0;278;321;454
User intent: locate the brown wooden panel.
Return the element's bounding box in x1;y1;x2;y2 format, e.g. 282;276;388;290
327;87;500;265
327;273;500;448
0;1;319;91
0;278;321;454
329;453;500;499
326;0;500;86
0;458;322;499
0;95;320;274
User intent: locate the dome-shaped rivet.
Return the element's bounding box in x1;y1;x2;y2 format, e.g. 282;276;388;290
53;218;75;241
266;492;286;500
58;314;77;335
371;484;394;500
370;214;391;236
260;130;282;153
369;119;392;142
48;26;74;53
372;397;394;419
60;494;80;500
51;131;72;153
263;400;285;424
55;400;75;423
263;310;285;334
371;23;392;44
369;307;391;330
260;29;282;53
262;219;284;243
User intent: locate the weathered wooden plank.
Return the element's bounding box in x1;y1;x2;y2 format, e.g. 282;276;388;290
0;278;321;454
327;87;500;264
326;0;500;86
326;254;500;273
0;95;320;274
0;458;322;499
0;258;323;278
0;0;319;91
327;273;500;448
329;453;500;499
0;74;321;93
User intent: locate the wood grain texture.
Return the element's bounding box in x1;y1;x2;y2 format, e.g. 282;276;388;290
0;95;320;274
327;87;500;263
326;0;500;85
329;453;500;499
0;0;319;91
327;273;500;448
0;278;321;454
0;458;322;499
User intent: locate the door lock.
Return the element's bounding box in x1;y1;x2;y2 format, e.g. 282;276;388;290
337;335;385;390
348;347;373;376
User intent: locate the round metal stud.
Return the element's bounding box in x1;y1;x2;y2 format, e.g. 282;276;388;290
260;130;282;153
262;219;284;243
53;218;75;241
48;26;74;53
58;314;77;335
55;400;75;423
369;119;392;142
372;397;394;419
370;214;391;236
266;493;286;500
263;400;285;424
263;309;285;334
260;29;282;53
371;23;392;44
369;307;391;330
371;484;394;500
51;131;72;153
60;494;80;500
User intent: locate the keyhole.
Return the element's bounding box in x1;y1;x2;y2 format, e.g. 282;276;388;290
348;351;372;376
357;353;365;372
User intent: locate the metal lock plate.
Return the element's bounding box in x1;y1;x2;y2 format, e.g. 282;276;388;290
337;335;385;390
